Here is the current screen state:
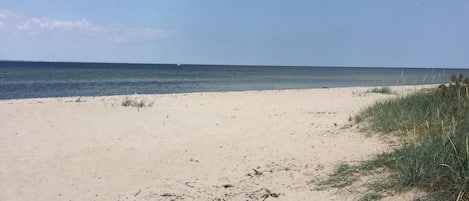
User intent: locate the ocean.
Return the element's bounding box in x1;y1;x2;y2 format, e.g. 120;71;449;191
0;61;467;100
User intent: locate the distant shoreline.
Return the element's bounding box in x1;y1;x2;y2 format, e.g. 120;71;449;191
0;84;439;101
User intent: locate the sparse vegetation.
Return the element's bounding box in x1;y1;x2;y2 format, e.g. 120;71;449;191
317;163;360;188
366;87;394;94
121;97;153;108
320;74;469;200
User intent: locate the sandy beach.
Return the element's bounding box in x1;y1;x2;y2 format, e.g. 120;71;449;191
0;86;429;201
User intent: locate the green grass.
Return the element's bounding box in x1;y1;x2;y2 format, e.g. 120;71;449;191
359;193;383;201
366;87;394;94
121;97;153;108
320;74;469;200
317;163;360;188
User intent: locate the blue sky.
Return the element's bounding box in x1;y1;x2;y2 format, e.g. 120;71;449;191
0;1;468;67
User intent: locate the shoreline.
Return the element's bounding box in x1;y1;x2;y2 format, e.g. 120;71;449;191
0;84;437;102
0;85;432;200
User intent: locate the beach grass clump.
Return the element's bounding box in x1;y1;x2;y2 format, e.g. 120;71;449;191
323;74;469;200
121;97;152;108
366;87;394;94
317;163;359;188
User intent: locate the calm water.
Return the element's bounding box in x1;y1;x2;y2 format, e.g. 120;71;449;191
0;61;467;100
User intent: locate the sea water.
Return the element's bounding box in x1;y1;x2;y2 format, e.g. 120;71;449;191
0;61;467;99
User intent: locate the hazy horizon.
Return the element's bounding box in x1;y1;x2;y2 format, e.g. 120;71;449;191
1;60;468;69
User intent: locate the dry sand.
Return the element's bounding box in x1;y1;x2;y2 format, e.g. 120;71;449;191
0;86;430;201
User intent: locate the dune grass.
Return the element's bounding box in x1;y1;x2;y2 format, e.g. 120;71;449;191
366;86;394;94
320;74;469;200
121;97;153;108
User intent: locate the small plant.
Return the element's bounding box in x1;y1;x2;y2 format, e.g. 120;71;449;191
366;87;393;94
121;97;153;109
121;98;134;107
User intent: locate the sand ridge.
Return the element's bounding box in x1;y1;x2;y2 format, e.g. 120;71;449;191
0;86;428;201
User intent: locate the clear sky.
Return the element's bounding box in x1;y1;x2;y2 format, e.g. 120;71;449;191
0;1;468;67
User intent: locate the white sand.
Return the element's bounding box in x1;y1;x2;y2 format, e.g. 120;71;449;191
0;86;430;201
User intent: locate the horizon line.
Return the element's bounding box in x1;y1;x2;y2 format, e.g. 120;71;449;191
0;59;464;69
